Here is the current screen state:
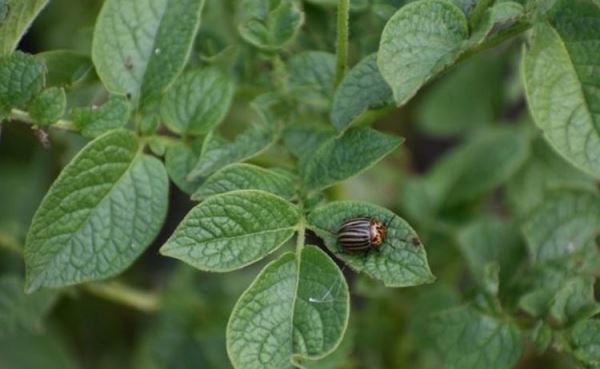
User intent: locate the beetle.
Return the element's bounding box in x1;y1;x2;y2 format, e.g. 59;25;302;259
337;217;388;253
336;216;421;254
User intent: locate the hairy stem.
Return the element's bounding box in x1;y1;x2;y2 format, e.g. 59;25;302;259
458;21;532;63
10;108;78;132
83;281;160;313
334;0;350;87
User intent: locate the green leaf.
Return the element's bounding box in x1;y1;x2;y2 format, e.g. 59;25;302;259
457;217;524;288
305;0;369;11
92;0;205;105
227;246;349;369
522;0;600;178
530;320;552;353
160;190;300;272
35;50;93;87
0;0;49;56
161;67;234;135
428;306;523;369
164;138;204;195
71;95;130;138
570;319;600;366
415;53;505;137
0;275;58;338
549;277;599;325
378;0;469;105
238;0;304;50
523;189;600;264
506;137;596;219
331;54;393;132
24;130;169;291
469;1;524;45
192;163;297;201
188;123;280;179
283;124;335;161
29;87;66;125
301;127;403;191
308;201;435;287
0;51;46;109
288;51;335;107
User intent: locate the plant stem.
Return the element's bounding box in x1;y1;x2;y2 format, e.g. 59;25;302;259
10;108;78;132
296;220;306;256
458;21;532;63
334;0;350;87
83;281;160;313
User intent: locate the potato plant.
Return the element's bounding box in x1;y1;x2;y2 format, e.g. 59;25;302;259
0;0;599;368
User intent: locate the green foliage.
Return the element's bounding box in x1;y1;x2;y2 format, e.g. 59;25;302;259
522;0;600;178
24;130;169;291
2;0;599;367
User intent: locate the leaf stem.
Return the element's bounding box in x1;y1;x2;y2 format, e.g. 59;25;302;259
334;0;350;87
296;220;306;255
9;108;78;132
82;281;160;313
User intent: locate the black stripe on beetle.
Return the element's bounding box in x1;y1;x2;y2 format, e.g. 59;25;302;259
337;217;387;253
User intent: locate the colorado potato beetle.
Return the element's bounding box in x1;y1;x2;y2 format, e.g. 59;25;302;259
337;217;388;253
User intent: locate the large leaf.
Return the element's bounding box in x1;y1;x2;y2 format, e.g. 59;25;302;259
428;306;523;369
164;138;204;195
161;67;234;135
92;0;205;106
288;51;336;107
378;0;468;105
227;246;349;369
522;189;600;264
331;54;393;132
0;51;46;109
160;190;301;272
308;201;434;287
192;163;297;201
24;130;169;291
0;0;49;56
0;275;58;338
522;0;600;178
301;127;403;191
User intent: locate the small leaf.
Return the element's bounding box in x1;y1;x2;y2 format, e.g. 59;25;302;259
308;201;435;287
469;1;524;45
288;51;335;106
506;137;596;219
331;54;393;132
92;0;205;105
36;50;93;87
29;87;66;125
301;127;403;191
523;189;600;264
549;277;599;325
238;0;304;50
164;138;204;195
378;0;468;105
227;246;349;369
71;95;130;138
570;319;600;366
522;0;600;178
161;67;234;135
0;51;46;109
160;190;301;272
0;0;49;56
188;123;279;179
530;320;552;353
25;129;169;291
192;163;297;201
283;124;335;161
0;275;58;338
428;306;523;369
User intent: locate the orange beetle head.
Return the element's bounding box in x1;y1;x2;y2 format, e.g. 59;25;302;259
370;220;386;247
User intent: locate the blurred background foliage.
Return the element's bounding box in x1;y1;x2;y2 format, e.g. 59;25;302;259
0;0;598;368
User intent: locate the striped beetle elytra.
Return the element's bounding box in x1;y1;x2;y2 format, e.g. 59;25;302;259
337;217;388;253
